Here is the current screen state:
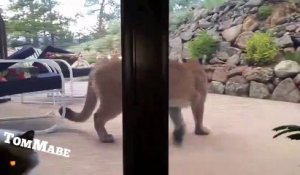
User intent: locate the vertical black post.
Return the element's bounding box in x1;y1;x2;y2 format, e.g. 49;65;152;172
0;10;8;59
122;0;169;175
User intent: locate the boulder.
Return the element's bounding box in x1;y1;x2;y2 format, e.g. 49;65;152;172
244;0;263;7
249;7;258;14
222;24;243;42
198;19;212;29
226;47;242;57
169;37;182;48
219;41;231;52
267;3;293;27
243;67;274;83
294;73;300;86
225;81;249;97
180;30;194;41
274;60;300;78
242;8;249;15
249;81;270;99
169;37;182;60
211;13;219;22
209;57;225;64
190;23;199;32
228;75;248;84
271;78;300;103
212;67;228;83
216;52;230;61
233;15;246;25
228;66;248;77
286;24;297;32
242;16;259;32
226;54;240;66
235;31;254;49
273;77;282;86
283;47;295;53
208;81;225;94
193;8;209;21
218;19;233;31
275;35;293;48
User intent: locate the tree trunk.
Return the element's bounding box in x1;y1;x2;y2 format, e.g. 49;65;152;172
49;0;55;46
50;33;55;46
98;0;106;37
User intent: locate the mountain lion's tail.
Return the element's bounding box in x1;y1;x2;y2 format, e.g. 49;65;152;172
59;80;97;122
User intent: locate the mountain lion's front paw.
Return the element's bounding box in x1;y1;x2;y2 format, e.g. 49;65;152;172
100;134;115;143
195;126;210;135
173;125;185;145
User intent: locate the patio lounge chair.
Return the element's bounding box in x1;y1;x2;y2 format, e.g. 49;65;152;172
13;46;92;79
0;13;66;133
34;46;92;78
2;46;91;98
0;45;37;103
32;46;92;97
0;58;67;133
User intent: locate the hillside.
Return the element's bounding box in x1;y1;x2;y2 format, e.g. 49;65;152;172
169;0;300;103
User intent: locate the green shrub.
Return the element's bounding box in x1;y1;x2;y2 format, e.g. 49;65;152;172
284;52;300;63
258;5;273;20
246;33;279;65
188;31;219;61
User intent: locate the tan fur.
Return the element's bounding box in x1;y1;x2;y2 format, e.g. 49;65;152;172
62;59;209;143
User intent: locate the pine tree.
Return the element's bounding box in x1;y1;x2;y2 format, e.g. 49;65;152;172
7;0;73;47
85;0;120;37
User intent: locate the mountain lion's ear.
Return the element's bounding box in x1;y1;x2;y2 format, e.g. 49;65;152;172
19;130;35;141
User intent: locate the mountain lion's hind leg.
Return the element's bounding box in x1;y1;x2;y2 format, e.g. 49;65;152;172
169;107;185;144
191;93;210;135
94;105;121;143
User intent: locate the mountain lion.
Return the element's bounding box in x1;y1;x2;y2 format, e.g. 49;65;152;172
59;59;210;144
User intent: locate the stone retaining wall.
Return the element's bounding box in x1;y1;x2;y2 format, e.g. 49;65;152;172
206;60;300;103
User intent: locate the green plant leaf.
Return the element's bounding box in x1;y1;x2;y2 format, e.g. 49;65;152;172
188;31;219;61
287;133;300;140
273;125;300;131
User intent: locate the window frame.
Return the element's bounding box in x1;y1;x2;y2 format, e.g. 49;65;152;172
121;0;169;175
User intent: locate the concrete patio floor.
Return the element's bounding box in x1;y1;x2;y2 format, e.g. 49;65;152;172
1;84;300;175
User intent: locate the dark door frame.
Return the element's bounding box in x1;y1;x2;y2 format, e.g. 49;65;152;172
122;0;169;175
